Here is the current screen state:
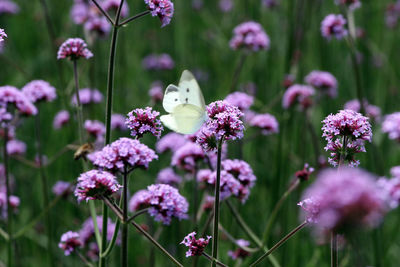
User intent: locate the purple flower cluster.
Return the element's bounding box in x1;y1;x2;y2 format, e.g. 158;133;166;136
0;190;20;219
125;107;163;139
22;80;57;103
248;113;279;135
156;167;182;187
79;216;119;245
0;0;19;14
89;137;158;172
344;99;381;121
144;0;174;27
282;84;315;110
322;109;372;167
71;88;103;106
52;181;73;197
180;232;211;257
377;166;400;209
149;81;164;103
171;142;205;172
305;71;338;98
0;28;6;42
335;0;361;11
57;38;93;60
84;120;106;142
219;0;233;13
156;132;187;153
295;163;315;181
228;239;251;260
224;92;254;111
321;14;348;40
230;21;270;52
58;231;82;256
382;112;400;141
197;169;241;200
142;53;175;70
7;139;26;155
299;168;386;235
53;110;70;130
111;113;127;131
386;2;400;28
74;170;121;202
129;184;189;225
0;86;37;124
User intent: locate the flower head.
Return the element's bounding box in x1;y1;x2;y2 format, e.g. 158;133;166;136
305;71;338;98
156;167;182;187
335;0;361;11
22;80;57;103
52;181;73;197
225;92;254;111
84;120;106;142
144;0;174;27
74;170;121;202
282;84;315;110
53;110;70;130
197;169;241;200
125;107;163;139
149;81;164;103
57;38;93;60
0;191;19;219
248;113;279;135
7;139;26;155
142;53;175;70
230;21;270;52
0;0;19;14
180;232;211;257
222;159;256;202
344;99;381;121
171;142;205;172
0;28;6;42
228;239;251;260
79;216;119;245
219;0;233;12
111;113;127;131
156;132;187;153
0;86;37;123
321;14;348;40
295;163;315;181
71;88;103;106
58;231;82;256
129;184;189;225
89;137;158;172
382;112;400;141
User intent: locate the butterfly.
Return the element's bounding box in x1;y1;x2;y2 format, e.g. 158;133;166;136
160;70;208;134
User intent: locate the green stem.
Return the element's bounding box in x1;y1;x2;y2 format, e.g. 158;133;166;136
90;0;115;25
122;167;128;267
202;253;229;267
3;127;12;267
229;53;247;93
72;59;84;145
331;231;338;267
100;219;120;258
193;166;199;231
211;137;224;267
118;11;150;27
89;201;102;247
99;202;109;267
126;208;149;224
249;221;308;267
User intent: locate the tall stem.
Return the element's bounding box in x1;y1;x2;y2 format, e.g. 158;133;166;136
331;232;338;267
35;107;53;265
3;127;12;267
211;137;224;267
193;166;199;231
229;53;247;93
122;167;128;267
72;60;84;144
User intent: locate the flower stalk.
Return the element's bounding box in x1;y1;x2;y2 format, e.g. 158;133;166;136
3;127;13;267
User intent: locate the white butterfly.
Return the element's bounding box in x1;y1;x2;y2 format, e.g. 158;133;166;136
160;70;208;134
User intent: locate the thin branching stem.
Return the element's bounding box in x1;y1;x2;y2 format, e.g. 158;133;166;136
119;11;150;27
90;0;115;25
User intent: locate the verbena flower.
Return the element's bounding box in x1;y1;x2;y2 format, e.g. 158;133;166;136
171;142;205;172
228;239;251;260
149;81;164;103
382;112;400;141
52;181;73;197
0;191;19;219
57;38;93;60
282;84;315;110
144;0;174;27
111;113;127;131
295;163;314;181
125;107;163;139
230;21;270;51
321;14;348;40
74;170;121;202
305;70;338;98
225;92;254;111
58;231;82;256
102;0;129;17
53;110;70;130
248;113;279;135
0;0;19;14
156;132;187;153
79;216;119;245
129;184;189;225
335;0;361;11
84;120;106;142
219;0;233;13
196;126;218;152
89;137;158;172
22;80;57;103
84;16;111;37
0;86;37;124
156;167;182;187
299;168;386;236
71;88;103;106
385;2;400;28
0;28;6;42
7;139;26;155
142;53;175;70
197;169;241;200
180;232;211;257
344;99;381;121
322;109;372;167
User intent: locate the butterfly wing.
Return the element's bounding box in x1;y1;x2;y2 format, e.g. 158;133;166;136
163;84;182;113
161;104;207;134
178;70;206;110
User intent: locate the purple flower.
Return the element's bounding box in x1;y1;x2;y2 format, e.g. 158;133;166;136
197;169;241;200
322;110;372;167
111;113;127;131
230;21;270;52
196;126;219;152
0;86;37;123
89;137;158;172
142;53;175;70
0;28;6;42
382;112;400;141
385;2;400;28
57;38;93;60
53;110;70;130
305;71;338;98
282;84;315;110
0;191;19;218
219;0;233;12
79;216;119;245
84;17;112;37
225;92;254;111
144;0;174;27
335;0;361;11
156;132;187;153
299;168;386;235
84;120;106;142
377;176;400;209
52;181;73;197
171;142;205;172
248;113;279;135
321;14;348;40
156;167;182;186
149;81;164;103
125;107;163;139
58;231;82;256
180;232;211;257
261;0;278;8
222;159;256;202
22;80;57;103
0;0;19;14
71;88;103;106
74;170;121;202
129;184;189;225
295;163;315;181
7;139;26;155
102;0;129;17
228;239;251;260
344;99;381;121
205;100;245;141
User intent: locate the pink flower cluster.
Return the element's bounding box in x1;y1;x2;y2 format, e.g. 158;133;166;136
57;38;93;60
335;0;361;11
142;53;175;70
129;184;189;225
0;86;37;125
382;112;400;141
248;113;279;135
228;239;251;260
305;71;338;98
7;139;26;156
385;1;400;28
156;132;187;153
171;142;205;172
144;0;174;27
344;99;381;121
84;120;106;142
0;190;20;219
111;113;127;131
282;84;315;110
71;88;103;106
125;107;163;139
58;231;82;256
230;21;270;51
53;110;70;130
225;91;254;111
22;80;57;103
52;181;73;197
377;166;400;209
322;109;372;167
180;232;211;257
0;0;19;14
156;167;182;187
149;81;164;103
0;28;6;42
197;169;241;200
321;14;348;40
